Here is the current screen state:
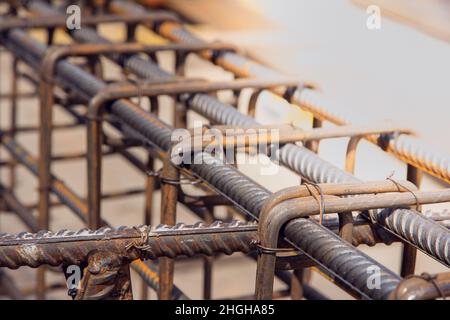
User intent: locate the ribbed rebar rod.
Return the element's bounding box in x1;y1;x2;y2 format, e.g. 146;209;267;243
0;134;188;298
376;208;450;265
109;0;450;185
190;153;402;299
0;221;256;269
284;219;400;300
294;89;450;185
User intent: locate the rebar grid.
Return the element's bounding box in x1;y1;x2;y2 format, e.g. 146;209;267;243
0;0;449;301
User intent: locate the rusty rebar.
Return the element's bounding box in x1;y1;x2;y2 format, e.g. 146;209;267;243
0;221;257;269
115;0;450;185
2;1;449;301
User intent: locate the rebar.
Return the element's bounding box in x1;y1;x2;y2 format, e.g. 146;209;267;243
284;219;400;300
0;0;449;301
114;0;450;185
0;220;257;269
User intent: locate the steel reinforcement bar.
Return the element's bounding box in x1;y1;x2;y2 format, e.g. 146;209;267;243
0;6;310;296
46;2;450;267
190;152;403;299
0;12;399;299
1;1;449;300
0;134;189;299
0;221;257;269
110;0;450;185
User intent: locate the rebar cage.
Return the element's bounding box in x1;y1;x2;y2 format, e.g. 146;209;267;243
0;0;449;300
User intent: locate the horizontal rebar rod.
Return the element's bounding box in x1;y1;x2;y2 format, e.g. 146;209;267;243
0;221;257;269
0;135;187;299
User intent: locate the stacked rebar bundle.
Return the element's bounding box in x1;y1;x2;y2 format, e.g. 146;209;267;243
0;0;449;300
